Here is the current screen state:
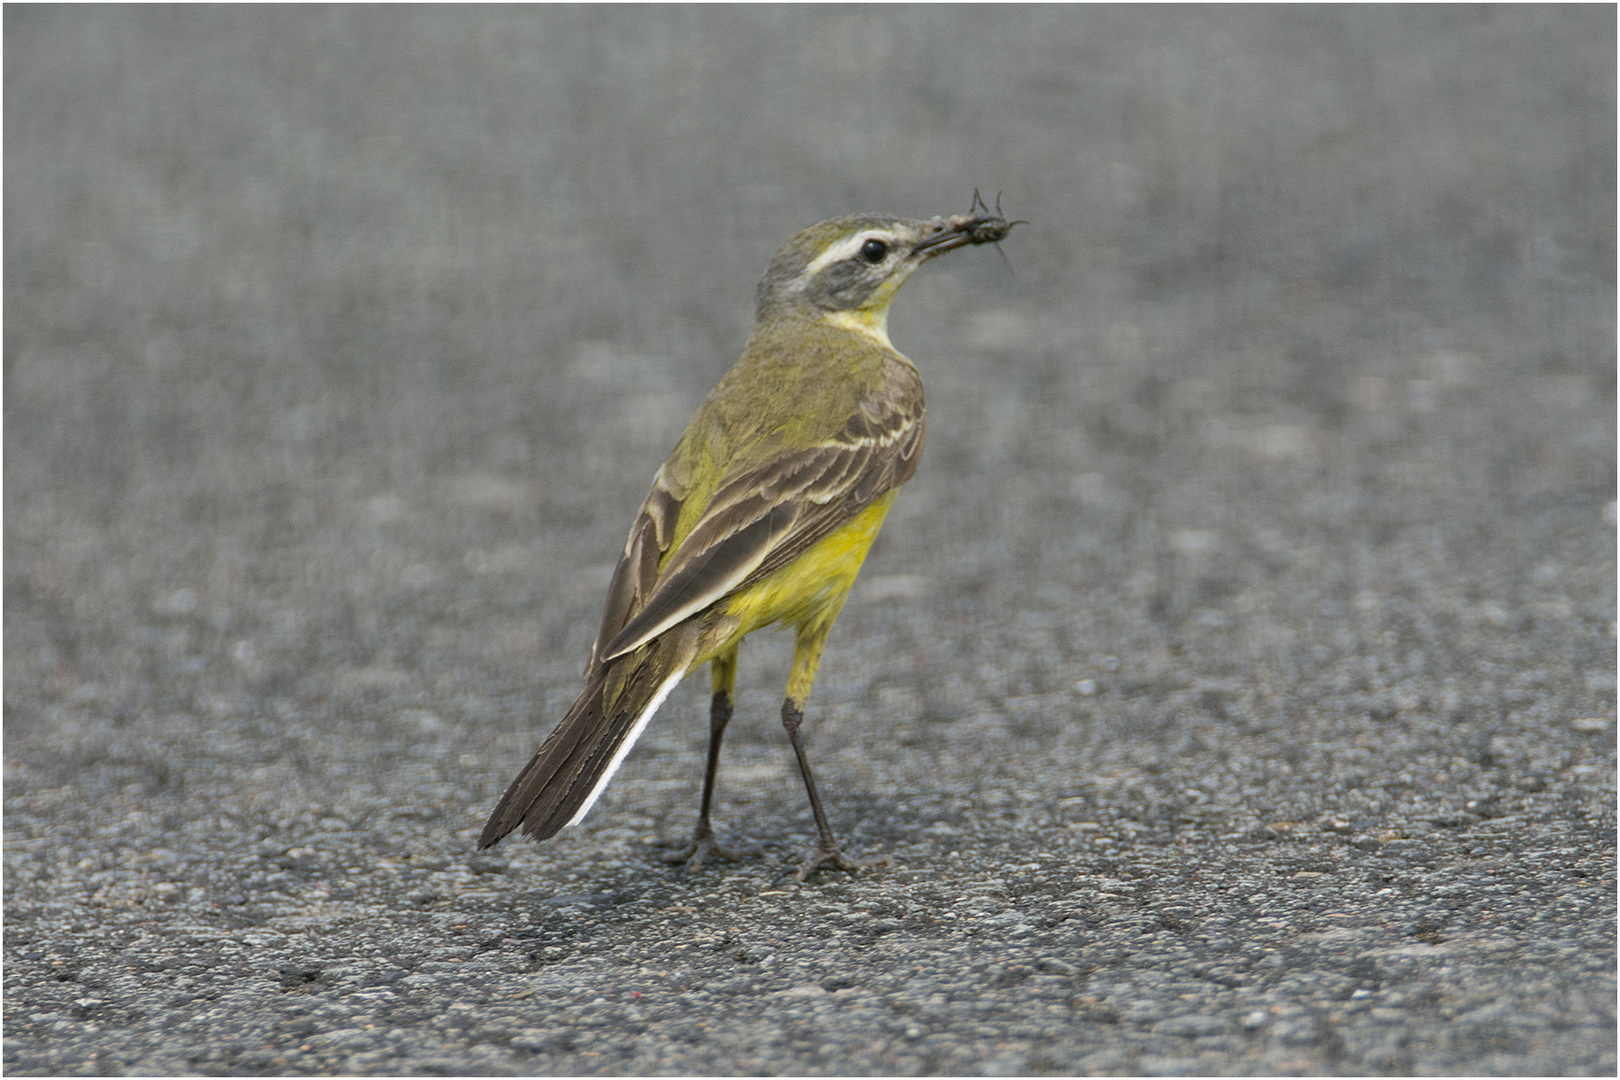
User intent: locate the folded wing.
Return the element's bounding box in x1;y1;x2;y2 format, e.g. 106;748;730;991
592;392;924;666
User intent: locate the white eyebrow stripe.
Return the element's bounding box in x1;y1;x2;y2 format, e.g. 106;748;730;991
804;230;892;277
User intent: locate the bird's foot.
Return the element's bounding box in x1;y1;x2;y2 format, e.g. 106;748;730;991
792;844;891;883
659;829;762;874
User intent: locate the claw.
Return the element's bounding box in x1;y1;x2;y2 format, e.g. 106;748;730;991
792;844;892;883
659;830;762;874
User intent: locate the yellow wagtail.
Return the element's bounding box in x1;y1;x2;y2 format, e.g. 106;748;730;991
480;201;1016;880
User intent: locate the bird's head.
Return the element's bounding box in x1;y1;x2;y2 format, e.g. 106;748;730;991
755;209;1016;343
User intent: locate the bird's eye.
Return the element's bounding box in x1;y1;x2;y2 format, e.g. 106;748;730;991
859;238;889;264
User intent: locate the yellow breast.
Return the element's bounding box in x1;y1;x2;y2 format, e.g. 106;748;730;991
720;490;898;639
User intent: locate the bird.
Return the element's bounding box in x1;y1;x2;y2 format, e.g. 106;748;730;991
479;200;1016;881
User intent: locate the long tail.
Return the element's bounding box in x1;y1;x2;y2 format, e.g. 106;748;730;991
479;631;694;848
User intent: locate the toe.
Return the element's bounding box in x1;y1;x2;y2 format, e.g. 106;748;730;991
660;835;761;873
658;842;699;866
792;846;891;882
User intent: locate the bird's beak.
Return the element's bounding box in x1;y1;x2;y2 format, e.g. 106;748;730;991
911;211;1015;259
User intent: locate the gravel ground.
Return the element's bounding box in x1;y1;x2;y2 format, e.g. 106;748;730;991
5;6;1615;1076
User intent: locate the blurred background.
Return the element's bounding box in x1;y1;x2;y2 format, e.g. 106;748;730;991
6;7;1614;1075
8;6;1611;732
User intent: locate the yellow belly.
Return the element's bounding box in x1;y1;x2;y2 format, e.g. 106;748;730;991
719;490;898;641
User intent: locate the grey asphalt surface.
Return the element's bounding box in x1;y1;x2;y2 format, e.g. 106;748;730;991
5;6;1615;1077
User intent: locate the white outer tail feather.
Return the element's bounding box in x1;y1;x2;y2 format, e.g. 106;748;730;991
563;669;685;828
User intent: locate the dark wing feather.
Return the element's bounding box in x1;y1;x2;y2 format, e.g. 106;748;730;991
597;395;923;663
589;469;685;671
746;416;922;583
600;504;791;659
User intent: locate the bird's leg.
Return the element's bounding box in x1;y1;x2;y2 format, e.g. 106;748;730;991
779;620;890;882
662;648;759;871
781;700;890;881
